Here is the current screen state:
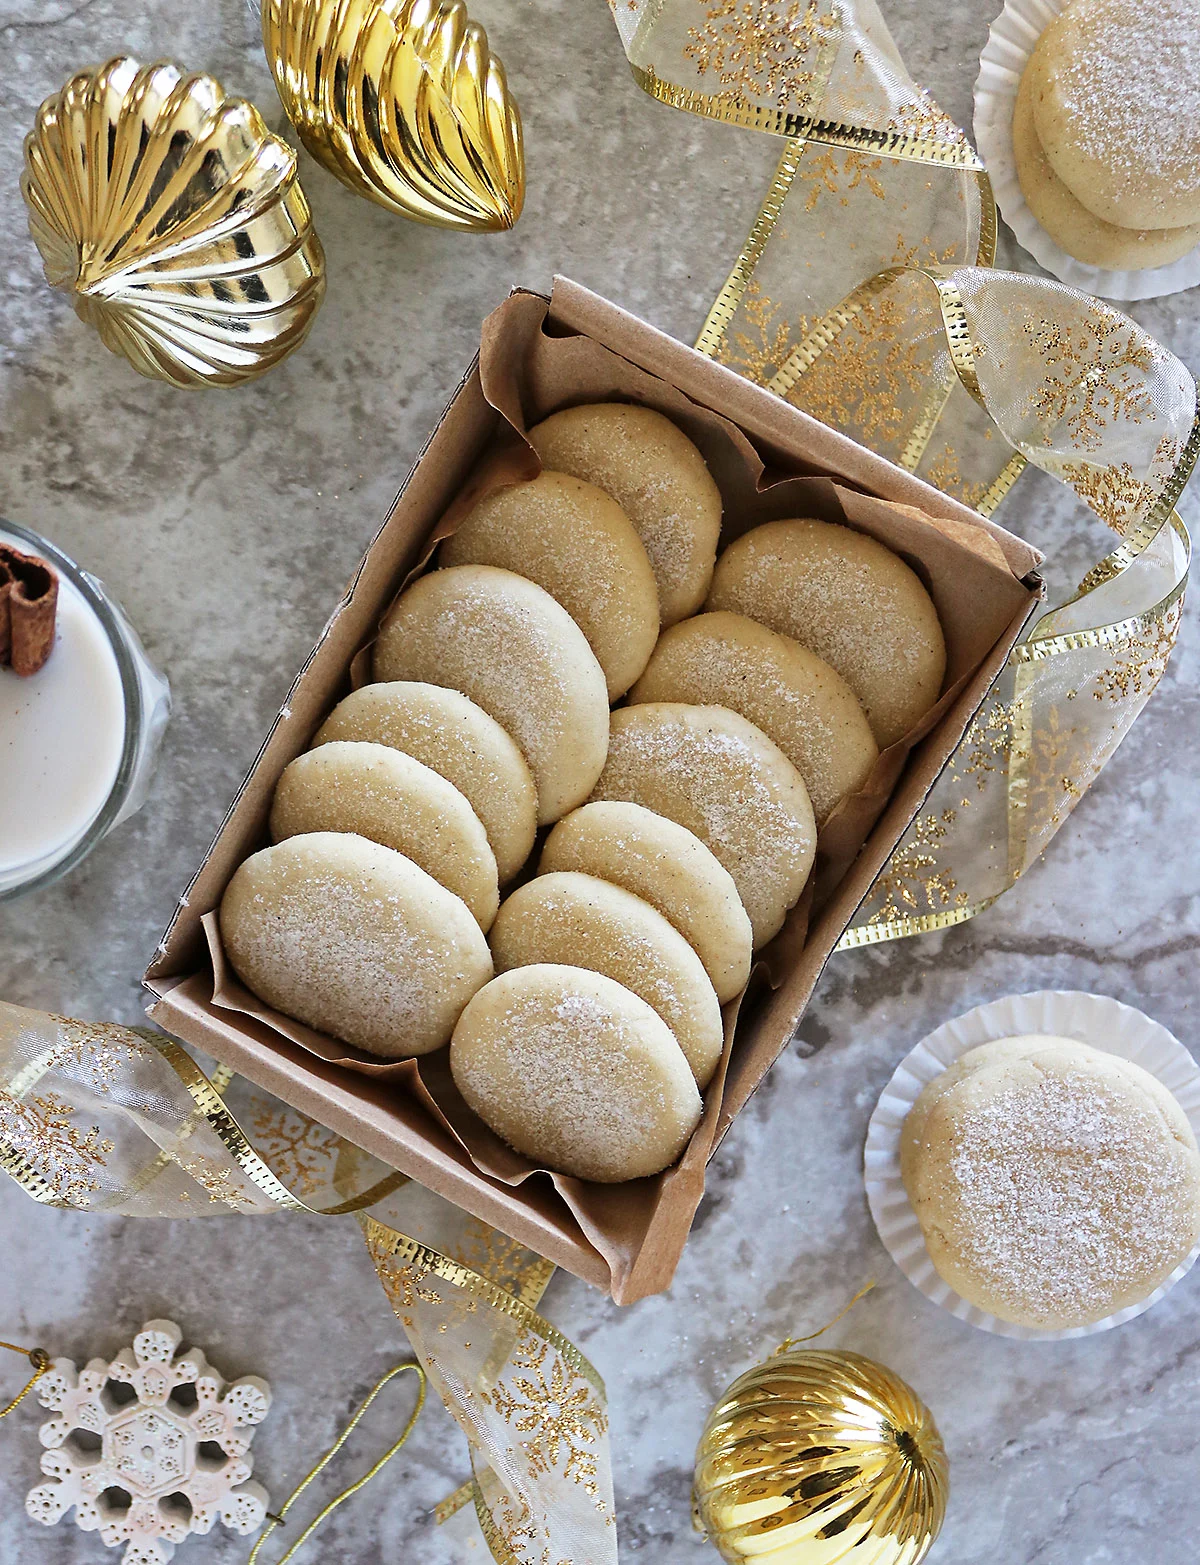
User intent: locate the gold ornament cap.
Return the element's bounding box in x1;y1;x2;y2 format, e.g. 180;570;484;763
21;56;326;389
694;1348;949;1565
262;0;524;231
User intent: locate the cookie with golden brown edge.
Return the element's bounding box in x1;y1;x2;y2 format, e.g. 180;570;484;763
450;964;702;1182
373;564;609;826
707;518;946;749
220;832;493;1059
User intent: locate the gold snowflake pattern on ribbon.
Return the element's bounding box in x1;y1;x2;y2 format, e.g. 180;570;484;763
0;1092;113;1206
362;1194;616;1565
608;0;1197;949
683;1;840;106
0;1006;616;1565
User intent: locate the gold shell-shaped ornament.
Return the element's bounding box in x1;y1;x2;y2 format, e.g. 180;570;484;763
262;0;524;231
694;1349;949;1565
21;57;326;389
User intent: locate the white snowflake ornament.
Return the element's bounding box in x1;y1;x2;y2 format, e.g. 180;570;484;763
25;1320;271;1565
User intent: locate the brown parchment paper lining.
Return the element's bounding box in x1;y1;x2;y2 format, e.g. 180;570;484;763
148;283;1040;1301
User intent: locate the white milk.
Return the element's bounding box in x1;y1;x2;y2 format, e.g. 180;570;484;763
0;527;127;880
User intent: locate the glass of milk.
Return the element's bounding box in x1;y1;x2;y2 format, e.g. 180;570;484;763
0;519;170;898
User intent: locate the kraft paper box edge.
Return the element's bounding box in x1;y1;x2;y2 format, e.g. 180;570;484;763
145;277;1044;1301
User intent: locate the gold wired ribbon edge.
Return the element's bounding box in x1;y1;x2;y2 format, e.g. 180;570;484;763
688;107;1196;949
694;121;998;362
629;66;987;168
0;1026;588;1562
358;1214;603;1398
360;1214;610;1559
0;1025;408;1217
762;258;1197;645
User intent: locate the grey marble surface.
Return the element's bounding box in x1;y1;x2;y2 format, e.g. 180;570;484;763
1;1;1199;1561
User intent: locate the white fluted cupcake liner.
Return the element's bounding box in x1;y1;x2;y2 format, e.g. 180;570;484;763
973;0;1200;300
865;990;1200;1339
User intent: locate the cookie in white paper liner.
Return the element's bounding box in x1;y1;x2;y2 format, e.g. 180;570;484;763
973;0;1200;301
865;990;1200;1339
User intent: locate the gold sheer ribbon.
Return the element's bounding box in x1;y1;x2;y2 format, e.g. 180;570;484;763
0;1003;614;1565
612;0;1196;944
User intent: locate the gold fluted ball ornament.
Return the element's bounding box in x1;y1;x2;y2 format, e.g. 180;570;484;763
21;57;326;389
261;0;524;231
694;1349;949;1565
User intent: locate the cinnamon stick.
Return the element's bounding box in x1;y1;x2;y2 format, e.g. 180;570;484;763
0;545;58;676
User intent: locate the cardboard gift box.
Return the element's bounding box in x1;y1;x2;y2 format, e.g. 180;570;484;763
145;279;1043;1304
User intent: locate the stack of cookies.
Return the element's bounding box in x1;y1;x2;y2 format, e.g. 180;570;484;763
221;402;948;1184
1014;0;1200;270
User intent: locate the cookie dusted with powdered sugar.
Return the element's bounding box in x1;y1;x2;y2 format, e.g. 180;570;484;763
270;741;499;931
314;682;537;884
901;1035;1200;1329
220;833;493;1059
527;403;722;627
630;610;878;823
1027;0;1200;231
707;518;945;750
539;802;753;1004
440;471;659;699
1013;62;1200;270
489;871;724;1088
373;565;609;826
590;703;816;949
450;964;702;1182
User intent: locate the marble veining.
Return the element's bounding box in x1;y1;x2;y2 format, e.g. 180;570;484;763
1;2;1198;1561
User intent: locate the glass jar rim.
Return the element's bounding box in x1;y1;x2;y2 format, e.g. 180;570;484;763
0;517;147;900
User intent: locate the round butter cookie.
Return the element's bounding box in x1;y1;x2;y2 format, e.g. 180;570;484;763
1014;59;1200;269
539;801;752;1004
630;610;879;823
1027;0;1200;230
313;681;537;884
590;703;816;948
707;518;945;749
527;403;722;627
220;832;493;1059
440;471;659;699
270;741;499;931
450;964;702;1182
372;565;609;825
901;1035;1200;1330
490;871;724;1087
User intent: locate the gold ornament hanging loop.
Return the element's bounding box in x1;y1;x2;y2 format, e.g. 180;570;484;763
773;1278;877;1354
247;1361;426;1565
262;0;525;231
0;1340;51;1420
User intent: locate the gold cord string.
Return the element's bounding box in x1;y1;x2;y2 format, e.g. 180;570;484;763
247;1361;426;1565
775;1280;877;1355
0;1339;51;1418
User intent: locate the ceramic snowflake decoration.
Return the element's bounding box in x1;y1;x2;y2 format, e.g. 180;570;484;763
25;1319;271;1565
